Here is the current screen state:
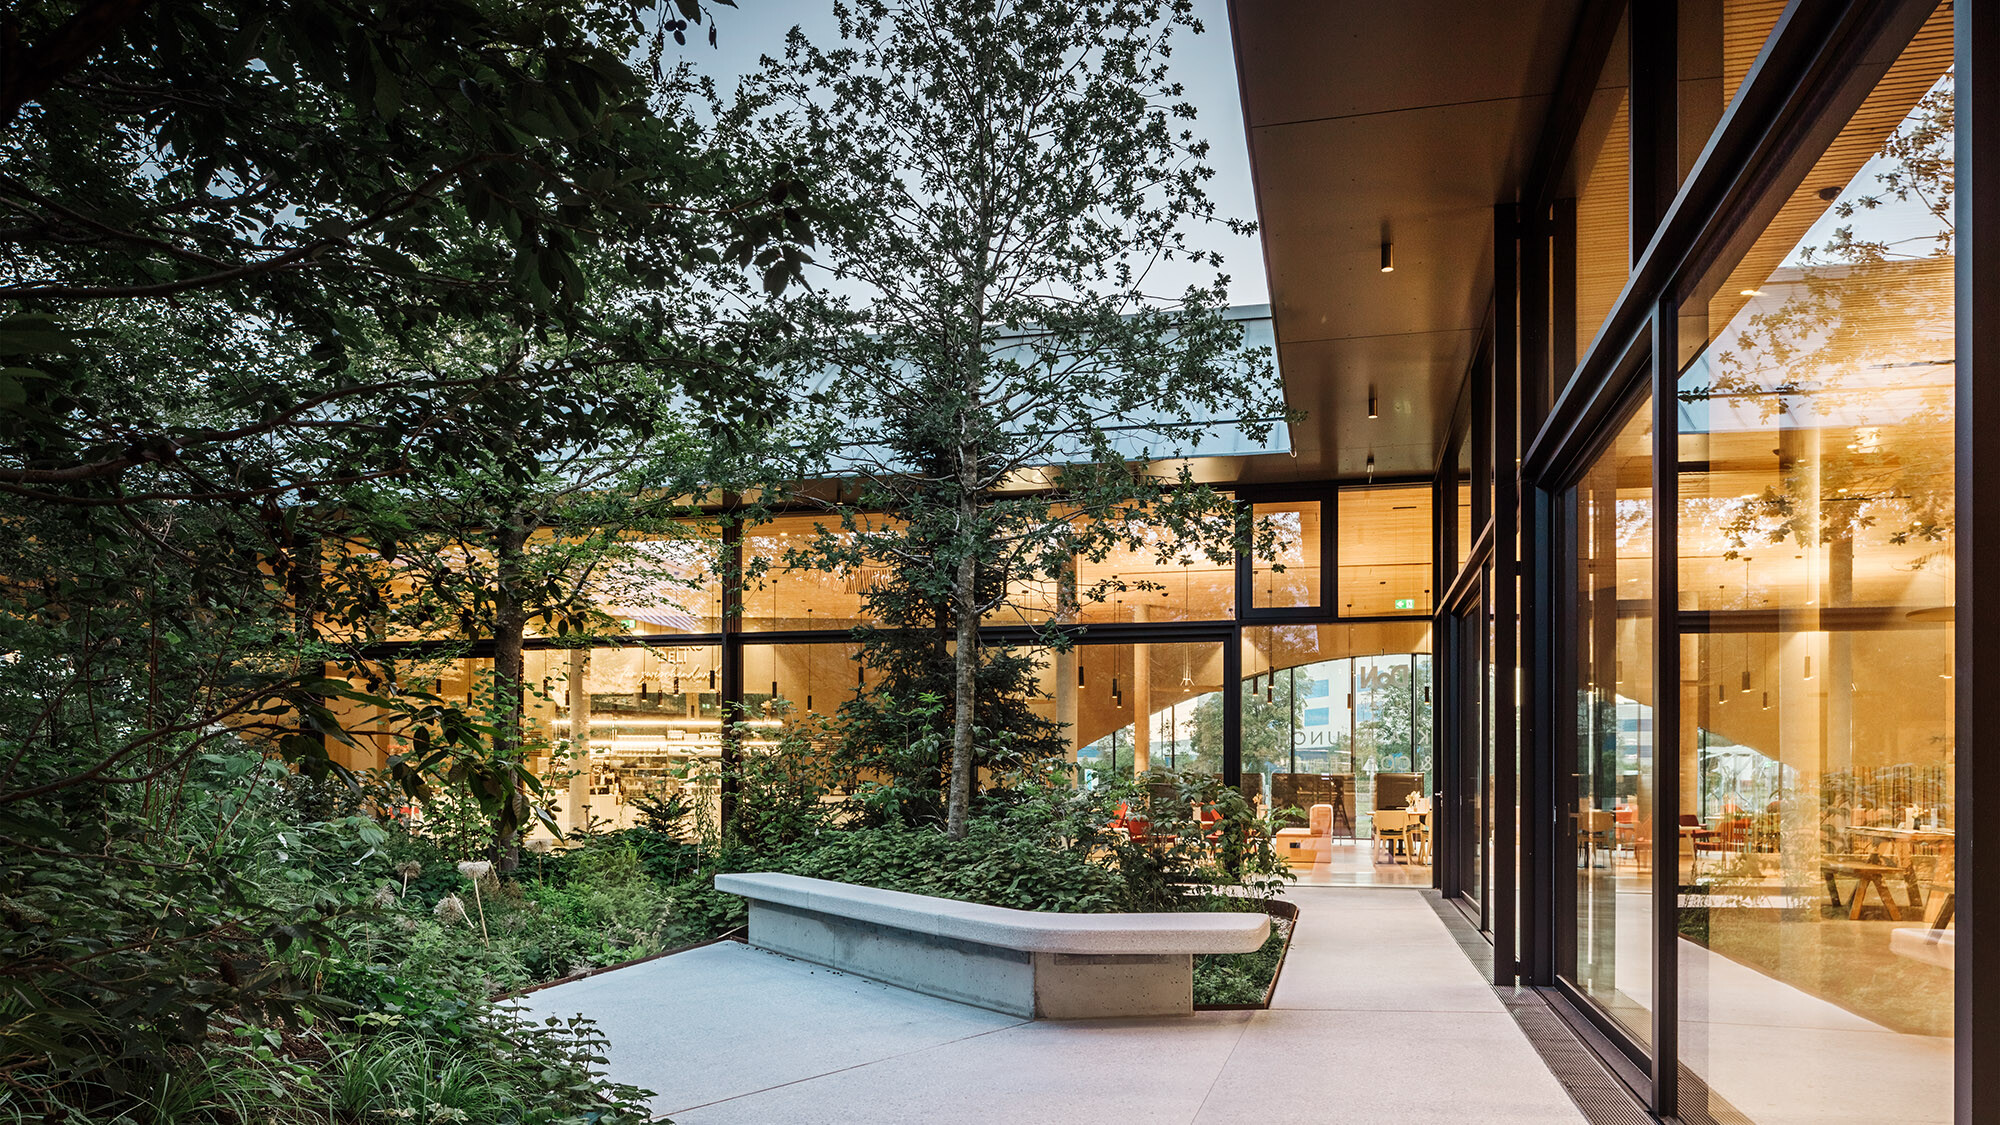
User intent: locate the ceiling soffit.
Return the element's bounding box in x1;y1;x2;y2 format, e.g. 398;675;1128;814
1226;0;1583;482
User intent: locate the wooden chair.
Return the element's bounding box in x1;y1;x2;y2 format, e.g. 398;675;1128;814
1374;809;1410;864
1579;809;1614;868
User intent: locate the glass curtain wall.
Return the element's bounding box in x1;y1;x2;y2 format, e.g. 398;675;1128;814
1563;394;1657;1047
1044;642;1228;781
1672;12;1956;1123
1241;622;1434;881
331;484;1444;851
523;645;724;832
1249;500;1324;609
1453;596;1486;913
1338;485;1435;615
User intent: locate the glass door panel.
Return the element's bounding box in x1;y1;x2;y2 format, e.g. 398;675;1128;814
1563;393;1657;1048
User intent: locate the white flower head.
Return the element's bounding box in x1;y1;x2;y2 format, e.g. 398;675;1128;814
456;860;493;880
433;894;468;925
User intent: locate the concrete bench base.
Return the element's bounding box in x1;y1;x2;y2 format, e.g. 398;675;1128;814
717;873;1269;1020
749;901;1192;1018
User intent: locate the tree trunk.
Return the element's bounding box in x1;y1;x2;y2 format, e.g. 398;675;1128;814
567;646;592;832
490;516;532;870
946;543;979;839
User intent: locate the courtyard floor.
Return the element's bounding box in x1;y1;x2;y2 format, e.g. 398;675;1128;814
518;886;1587;1124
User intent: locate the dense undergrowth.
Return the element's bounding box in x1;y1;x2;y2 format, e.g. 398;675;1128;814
0;753;658;1125
1192;920;1292;1006
2;739;1293;1125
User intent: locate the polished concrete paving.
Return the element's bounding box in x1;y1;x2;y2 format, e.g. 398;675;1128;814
1284;837;1436;887
1577;866;1951;1125
519;887;1585;1124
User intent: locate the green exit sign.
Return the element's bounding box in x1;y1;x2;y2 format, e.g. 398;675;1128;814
1394;598;1416;610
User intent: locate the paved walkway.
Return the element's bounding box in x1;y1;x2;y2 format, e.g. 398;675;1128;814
518;887;1585;1124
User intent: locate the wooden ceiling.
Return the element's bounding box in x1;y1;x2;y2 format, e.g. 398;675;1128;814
1223;0;1584;483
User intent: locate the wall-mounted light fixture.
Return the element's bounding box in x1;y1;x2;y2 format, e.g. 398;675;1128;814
1365;453;1376;480
1379;240;1394;273
1367;387;1379;419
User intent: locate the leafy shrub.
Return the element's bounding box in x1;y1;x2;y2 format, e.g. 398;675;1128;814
0;754;369;1119
1193;920;1291;1007
0;753;657;1125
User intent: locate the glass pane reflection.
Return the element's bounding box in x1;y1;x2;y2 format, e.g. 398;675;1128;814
1565;394;1656;1046
1674;16;1955;1123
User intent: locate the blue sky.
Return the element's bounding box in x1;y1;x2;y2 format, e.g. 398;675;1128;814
667;0;1268;307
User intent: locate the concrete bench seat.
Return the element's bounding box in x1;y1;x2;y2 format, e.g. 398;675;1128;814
714;872;1271;1019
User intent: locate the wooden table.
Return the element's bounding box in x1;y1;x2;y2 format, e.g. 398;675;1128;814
1403;809;1431;864
1847;826;1953;861
1846;826;1953;910
1823;860;1907;920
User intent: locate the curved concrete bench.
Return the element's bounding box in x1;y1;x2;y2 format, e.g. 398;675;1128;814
714;872;1271;1019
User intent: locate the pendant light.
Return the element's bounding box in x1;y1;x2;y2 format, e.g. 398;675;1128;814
1741;561;1754;693
640;679;650;702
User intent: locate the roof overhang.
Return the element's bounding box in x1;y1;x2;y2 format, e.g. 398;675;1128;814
1223;0;1583;482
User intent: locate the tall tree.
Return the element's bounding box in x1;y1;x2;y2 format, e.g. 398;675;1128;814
0;3;822;1099
0;0;822;819
736;0;1286;837
319;341;741;861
